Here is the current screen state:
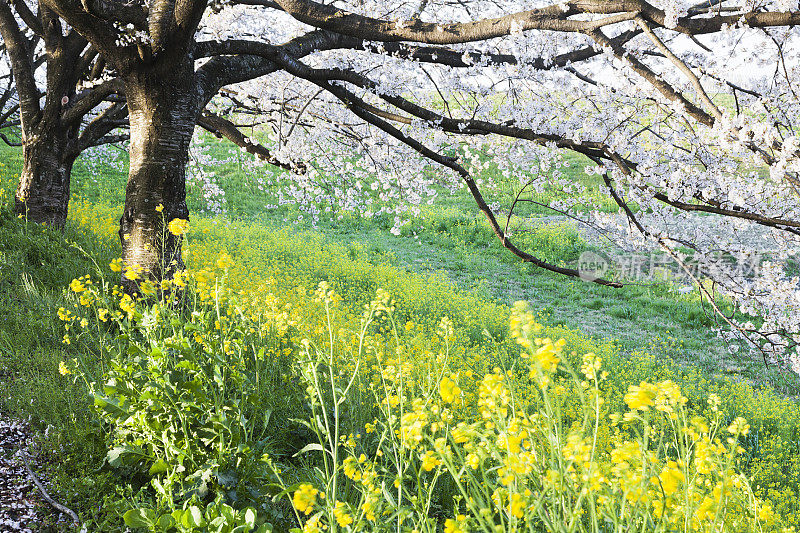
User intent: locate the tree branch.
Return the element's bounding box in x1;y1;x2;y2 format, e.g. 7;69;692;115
61;78;123;125
272;0;640;44
0;131;21;146
259;49;624;285
0;2;41;132
11;0;44;37
271;0;800;44
198;111;306;173
79;0;148;28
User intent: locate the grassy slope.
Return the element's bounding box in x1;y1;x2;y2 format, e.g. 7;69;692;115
5;137;800;394
2;134;800;526
203;135;800;394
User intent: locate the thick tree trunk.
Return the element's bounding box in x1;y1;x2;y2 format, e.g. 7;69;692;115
120;60;196;290
14;130;76;227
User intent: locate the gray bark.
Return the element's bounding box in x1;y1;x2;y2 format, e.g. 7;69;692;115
15;128;77;227
119;59;195;289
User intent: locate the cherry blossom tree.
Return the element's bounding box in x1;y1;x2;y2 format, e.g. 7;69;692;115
205;0;800;369
24;0;800;369
0;1;284;227
0;0;128;225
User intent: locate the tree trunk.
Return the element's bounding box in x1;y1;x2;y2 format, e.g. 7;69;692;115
14;129;76;227
120;60;196;290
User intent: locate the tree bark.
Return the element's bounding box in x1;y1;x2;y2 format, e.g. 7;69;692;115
120;59;196;289
15;128;77;227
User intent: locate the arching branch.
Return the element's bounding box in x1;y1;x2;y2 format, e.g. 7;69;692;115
198;111;307;174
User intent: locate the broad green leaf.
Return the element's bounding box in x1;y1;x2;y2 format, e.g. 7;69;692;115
93;396;127;419
180;505;206;528
148;459;169;476
123;508;156;528
242;508;257;528
156;514;177;530
106;445;148;468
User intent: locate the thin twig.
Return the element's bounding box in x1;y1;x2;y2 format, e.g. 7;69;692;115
18;450;81;527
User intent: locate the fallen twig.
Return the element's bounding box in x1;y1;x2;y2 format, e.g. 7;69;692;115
17;449;81;527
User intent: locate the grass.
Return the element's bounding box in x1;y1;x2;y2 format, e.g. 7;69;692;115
3;135;798;393
181;135;800;393
2;131;800;528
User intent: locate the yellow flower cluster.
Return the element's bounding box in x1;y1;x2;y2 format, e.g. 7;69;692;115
54;209;797;531
293;484;321;515
439;374;462;404
167;218;189;236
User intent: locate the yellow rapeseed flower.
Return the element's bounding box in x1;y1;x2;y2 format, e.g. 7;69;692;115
216;252;234;270
172;269;187;288
758;502;775;524
109;258;123;272
727;417;750;436
58;361;71;375
466;453;480;470
343;457;361;481
332;501;353;527
658;461;684;496
439;375;461;404
167;218;189;236
124;263;143;281
625;382;658;411
444;515;469;533
302;515;323;533
509;492;526;519
533;338;563;373
420;450;441;471
293;484;319;515
119;294;136;318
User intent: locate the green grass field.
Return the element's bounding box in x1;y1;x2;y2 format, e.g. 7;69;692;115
30;135;795;394
4;135;798;392
2;135;800;530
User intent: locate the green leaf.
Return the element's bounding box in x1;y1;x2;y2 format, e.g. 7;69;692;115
123;508;156;529
93;395;127;419
128;343;146;356
156;513;177;530
288;418;314;431
219;503;235;523
148;459;169;476
180;505;206;528
242;508;257;528
209;516;227;533
292;443;324;457
382;482;397;507
107;445;149;469
176;360;199;371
